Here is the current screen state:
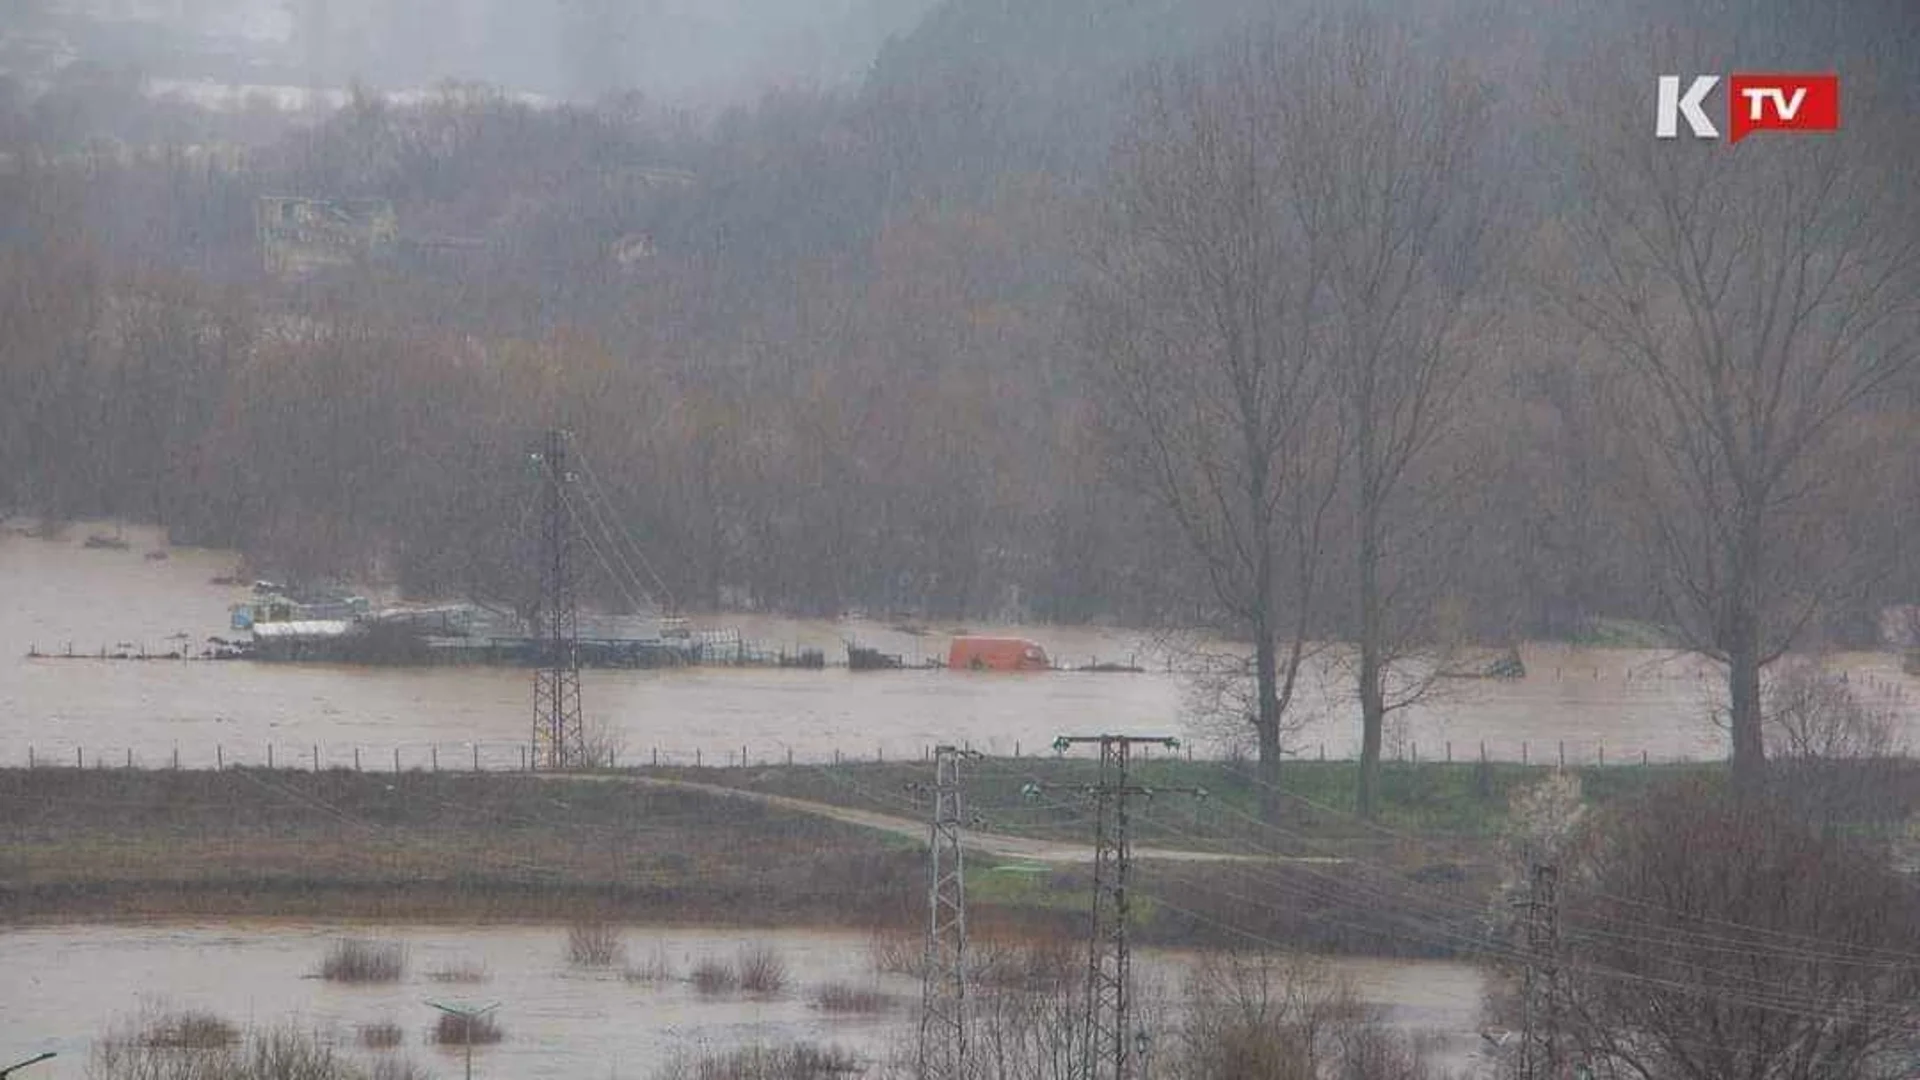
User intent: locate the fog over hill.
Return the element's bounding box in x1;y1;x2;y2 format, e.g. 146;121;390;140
6;0;943;104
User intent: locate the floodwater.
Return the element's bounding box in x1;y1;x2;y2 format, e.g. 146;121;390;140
0;922;1490;1080
2;524;1917;769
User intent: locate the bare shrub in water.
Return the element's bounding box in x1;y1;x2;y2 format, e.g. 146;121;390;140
690;957;739;995
655;1043;858;1080
808;981;891;1014
140;1009;240;1049
431;1012;503;1046
622;944;676;984
736;944;789;995
92;1021;361;1080
567;921;625;967
358;1022;404;1049
320;938;406;983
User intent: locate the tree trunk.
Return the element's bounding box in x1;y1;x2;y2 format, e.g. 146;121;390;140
1726;513;1768;794
1356;504;1385;819
1726;604;1767;795
1253;606;1283;821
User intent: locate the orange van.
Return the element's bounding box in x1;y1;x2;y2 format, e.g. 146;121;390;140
948;636;1051;671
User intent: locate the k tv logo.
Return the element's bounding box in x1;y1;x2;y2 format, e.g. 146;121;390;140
1655;74;1841;143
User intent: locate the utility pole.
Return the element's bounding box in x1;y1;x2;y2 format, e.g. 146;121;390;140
1048;734;1206;1080
1518;860;1561;1080
531;430;585;771
914;745;979;1080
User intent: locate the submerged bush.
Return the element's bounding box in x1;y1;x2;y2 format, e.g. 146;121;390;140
320;938;406;983
808;982;890;1014
656;1043;858;1080
736;944;789;995
567;921;625;967
140;1009;239;1049
94;1021;361;1080
431;1012;503;1046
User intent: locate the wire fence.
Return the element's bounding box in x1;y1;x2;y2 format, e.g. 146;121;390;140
9;735;1737;773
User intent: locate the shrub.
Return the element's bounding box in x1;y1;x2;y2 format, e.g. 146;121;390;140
320;938;406;983
369;1059;433;1080
425;960;489;984
808;982;890;1014
657;1043;858;1080
736;945;789;995
567;921;625;967
690;958;738;995
140;1009;239;1049
359;1022;405;1049
622;945;676;985
865;928;923;977
93;1022;359;1080
431;1012;503;1046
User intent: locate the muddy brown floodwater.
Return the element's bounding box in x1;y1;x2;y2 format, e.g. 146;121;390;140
4;525;1917;768
0;922;1490;1080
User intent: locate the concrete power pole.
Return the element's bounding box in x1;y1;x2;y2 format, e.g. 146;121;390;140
1519;861;1561;1079
916;745;979;1080
1050;734;1205;1080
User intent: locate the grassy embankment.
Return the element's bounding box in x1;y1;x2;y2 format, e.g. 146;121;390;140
6;759;1911;957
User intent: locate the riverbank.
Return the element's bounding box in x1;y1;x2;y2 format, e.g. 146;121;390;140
7;760;1913;957
0;764;1500;956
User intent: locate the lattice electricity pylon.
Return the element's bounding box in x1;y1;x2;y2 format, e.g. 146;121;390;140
912;745;982;1080
1048;734;1207;1080
530;429;586;771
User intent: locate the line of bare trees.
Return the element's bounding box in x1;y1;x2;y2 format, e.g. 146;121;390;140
1084;6;1920;810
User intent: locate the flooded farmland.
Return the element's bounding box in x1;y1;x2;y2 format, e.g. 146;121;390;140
3;526;1917;770
0;922;1490;1080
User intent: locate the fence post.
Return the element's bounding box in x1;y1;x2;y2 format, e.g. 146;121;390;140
432;746;438;771
394;747;400;772
173;745;180;770
126;747;133;768
1446;741;1452;764
1598;742;1605;768
1479;741;1487;763
1557;741;1565;769
355;747;361;771
1521;741;1528;766
1319;744;1325;762
217;744;223;770
267;743;273;769
696;749;702;767
1642;749;1649;767
651;747;658;767
743;745;748;767
787;747;793;766
473;744;480;772
27;745;33;768
313;744;319;771
77;746;83;768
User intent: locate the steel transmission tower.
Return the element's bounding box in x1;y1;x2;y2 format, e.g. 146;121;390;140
1051;735;1205;1080
917;745;979;1080
531;429;585;771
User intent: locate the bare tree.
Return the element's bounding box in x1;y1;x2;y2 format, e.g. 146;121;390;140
1276;11;1504;819
1550;38;1920;792
1550;779;1920;1079
1082;27;1343;819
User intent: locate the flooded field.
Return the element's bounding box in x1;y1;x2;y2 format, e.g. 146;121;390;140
3;525;1917;769
0;922;1488;1080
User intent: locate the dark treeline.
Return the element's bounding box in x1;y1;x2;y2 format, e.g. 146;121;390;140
1;0;1916;644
